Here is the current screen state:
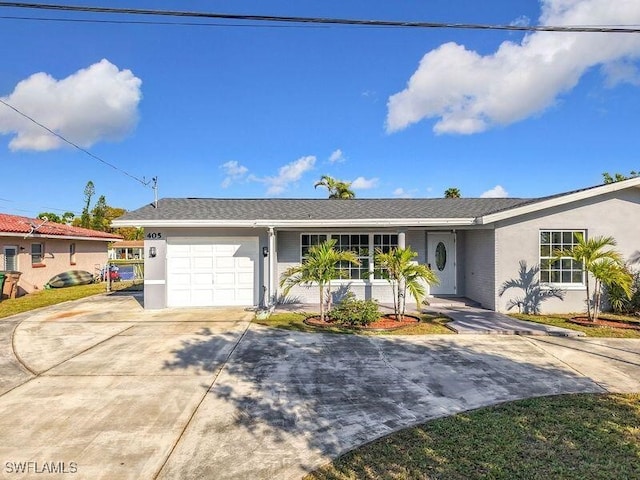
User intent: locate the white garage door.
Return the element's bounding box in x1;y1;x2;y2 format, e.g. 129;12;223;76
166;237;258;307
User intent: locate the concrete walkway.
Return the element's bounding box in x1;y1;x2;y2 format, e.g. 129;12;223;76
427;305;585;336
1;294;639;479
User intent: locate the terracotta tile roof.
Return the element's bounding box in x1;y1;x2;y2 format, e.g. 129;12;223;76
0;213;123;241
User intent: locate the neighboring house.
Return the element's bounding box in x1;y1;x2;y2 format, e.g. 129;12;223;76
0;213;122;296
109;240;144;260
112;178;640;313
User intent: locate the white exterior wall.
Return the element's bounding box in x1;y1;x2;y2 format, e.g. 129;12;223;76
276;229;427;307
494;190;640;314
463;229;496;309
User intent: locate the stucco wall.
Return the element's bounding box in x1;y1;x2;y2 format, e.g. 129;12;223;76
276;229;427;307
0;237;108;295
494;190;640;314
463;229;496;309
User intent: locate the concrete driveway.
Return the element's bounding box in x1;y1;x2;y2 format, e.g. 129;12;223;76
1;294;639;479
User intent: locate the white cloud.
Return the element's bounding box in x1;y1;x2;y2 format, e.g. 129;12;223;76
328;149;345;163
386;0;640;135
351;176;379;189
263;155;316;195
510;15;531;27
220;160;249;188
393;187;415;198
480;185;509;198
0;59;142;151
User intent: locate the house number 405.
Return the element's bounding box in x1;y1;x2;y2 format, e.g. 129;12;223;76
146;232;162;239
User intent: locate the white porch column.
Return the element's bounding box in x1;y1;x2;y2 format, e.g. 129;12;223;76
397;229;406;249
268;227;276;305
397;229;407;312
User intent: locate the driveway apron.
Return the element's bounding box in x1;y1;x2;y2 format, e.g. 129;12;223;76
1;295;639;479
0;294;252;480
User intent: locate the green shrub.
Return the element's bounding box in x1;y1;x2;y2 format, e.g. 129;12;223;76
329;292;380;327
607;270;640;314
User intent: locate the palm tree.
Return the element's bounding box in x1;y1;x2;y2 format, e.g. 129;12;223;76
444;187;461;198
374;247;439;321
280;239;360;321
555;235;632;321
314;175;355;199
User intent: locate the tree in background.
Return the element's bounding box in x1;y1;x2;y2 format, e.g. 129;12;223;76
79;181;95;228
444;187;462;198
37;212;74;224
91;195;108;231
602;171;638;184
314;175;355;199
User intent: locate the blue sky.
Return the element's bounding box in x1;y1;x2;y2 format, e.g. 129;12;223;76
1;0;639;218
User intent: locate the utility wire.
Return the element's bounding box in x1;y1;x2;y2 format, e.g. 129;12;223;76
0;98;149;187
0;1;639;34
0;98;151;188
0;14;330;28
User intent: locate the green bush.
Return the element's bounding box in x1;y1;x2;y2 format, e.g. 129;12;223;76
607;270;640;314
329;292;380;327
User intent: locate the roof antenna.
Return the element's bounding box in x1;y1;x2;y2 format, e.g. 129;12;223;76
144;176;159;208
25;216;48;239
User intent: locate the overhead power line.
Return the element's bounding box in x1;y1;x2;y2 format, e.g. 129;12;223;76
0;1;639;33
0;98;151;188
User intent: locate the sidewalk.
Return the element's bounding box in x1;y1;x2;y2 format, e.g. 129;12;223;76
425;305;585;336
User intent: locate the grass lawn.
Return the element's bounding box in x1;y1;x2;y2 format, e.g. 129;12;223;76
306;393;640;480
0;281;141;320
253;312;454;335
512;313;640;339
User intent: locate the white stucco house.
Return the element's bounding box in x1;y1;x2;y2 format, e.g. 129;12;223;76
112;178;640;313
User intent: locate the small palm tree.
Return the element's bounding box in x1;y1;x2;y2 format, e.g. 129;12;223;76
280;239;359;321
374;247;439;321
555;235;632;321
314;175;355;199
444;187;461;198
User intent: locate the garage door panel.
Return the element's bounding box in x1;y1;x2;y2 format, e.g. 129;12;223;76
214;272;235;284
215;257;235;269
170;244;191;255
170;273;191;286
193;256;214;269
193;273;214;285
214;244;238;255
168;257;190;270
166;237;258;307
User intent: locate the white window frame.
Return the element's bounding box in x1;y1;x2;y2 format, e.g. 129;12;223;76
539;230;586;288
300;233;399;282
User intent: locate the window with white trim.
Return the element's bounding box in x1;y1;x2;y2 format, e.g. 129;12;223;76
31;243;44;265
539;230;584;284
300;233;398;280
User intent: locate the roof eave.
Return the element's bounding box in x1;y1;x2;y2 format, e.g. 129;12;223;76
112;217;478;228
478;178;640;225
0;232;121;242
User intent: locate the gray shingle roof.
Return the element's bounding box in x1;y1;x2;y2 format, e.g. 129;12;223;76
116;197;537;222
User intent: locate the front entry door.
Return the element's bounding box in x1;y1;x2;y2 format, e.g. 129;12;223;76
427;233;456;295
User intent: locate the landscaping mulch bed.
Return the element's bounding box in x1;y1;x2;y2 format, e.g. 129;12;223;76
569;316;640;330
304;314;419;331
